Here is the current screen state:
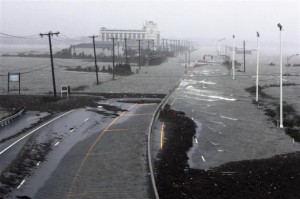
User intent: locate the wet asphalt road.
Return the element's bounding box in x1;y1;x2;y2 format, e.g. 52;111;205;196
1;99;158;199
0;112;50;173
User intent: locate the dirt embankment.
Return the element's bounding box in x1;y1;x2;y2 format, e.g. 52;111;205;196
155;105;300;199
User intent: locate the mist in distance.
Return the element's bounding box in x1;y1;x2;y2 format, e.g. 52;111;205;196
0;0;299;47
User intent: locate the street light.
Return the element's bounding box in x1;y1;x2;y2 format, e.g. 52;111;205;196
277;23;283;128
256;31;260;102
218;38;225;55
286;54;299;72
232;35;235;80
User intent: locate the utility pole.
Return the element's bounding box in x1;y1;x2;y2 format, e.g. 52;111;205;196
40;31;59;98
185;51;187;73
110;37;117;80
243;40;246;72
188;50;191;66
124;38;128;64
117;41;120;64
89;35;99;84
137;39;142;70
162;39;165;52
278;23;283;128
256;32;260;102
166;39;169;52
147;40;150;52
232;35;235;80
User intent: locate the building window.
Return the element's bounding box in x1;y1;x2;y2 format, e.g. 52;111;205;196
102;33;105;41
124;33;127;38
120;33;123;39
128;33;132;39
106;33;109;40
142;33;145;39
110;33;114;38
133;33;136;39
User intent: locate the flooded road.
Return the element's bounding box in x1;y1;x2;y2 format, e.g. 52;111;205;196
153;49;300;171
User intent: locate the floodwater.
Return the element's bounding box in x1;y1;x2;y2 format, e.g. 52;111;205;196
157;45;300;170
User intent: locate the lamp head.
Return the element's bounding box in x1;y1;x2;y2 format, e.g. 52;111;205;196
257;32;260;37
277;23;282;31
232;35;235;39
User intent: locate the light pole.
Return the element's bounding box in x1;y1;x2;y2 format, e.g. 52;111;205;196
218;38;225;55
256;32;260;102
286;54;299;73
232;35;235;80
278;23;283;128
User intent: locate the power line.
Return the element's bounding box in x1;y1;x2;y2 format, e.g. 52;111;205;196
20;64;50;74
0;32;40;39
59;34;82;42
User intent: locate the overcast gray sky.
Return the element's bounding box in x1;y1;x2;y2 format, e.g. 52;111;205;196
0;0;299;44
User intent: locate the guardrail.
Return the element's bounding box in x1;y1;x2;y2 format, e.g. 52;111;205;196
147;76;184;199
0;107;25;127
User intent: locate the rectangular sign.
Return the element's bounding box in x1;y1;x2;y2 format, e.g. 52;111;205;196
9;74;20;82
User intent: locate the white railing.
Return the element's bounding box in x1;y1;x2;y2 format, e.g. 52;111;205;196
0;107;25;127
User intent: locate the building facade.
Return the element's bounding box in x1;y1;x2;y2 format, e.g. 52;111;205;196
99;21;160;47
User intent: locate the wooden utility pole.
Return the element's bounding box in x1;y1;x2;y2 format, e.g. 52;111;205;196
40;31;59;98
147;40;151;52
110;37;117;80
124;38;128;64
137;39;142;70
89;35;99;84
243;40;246;72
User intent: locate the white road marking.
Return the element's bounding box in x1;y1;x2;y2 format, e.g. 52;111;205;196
210;141;220;146
210;120;226;127
36;161;41;166
97;106;103;108
54;141;60;146
293;138;295;144
201;156;206;162
17;179;25;189
84;117;89;122
70;128;75;133
195;138;198;144
218;149;224;152
0;110;74;155
220;115;238;121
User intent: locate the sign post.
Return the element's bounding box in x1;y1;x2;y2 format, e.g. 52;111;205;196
8;73;21;94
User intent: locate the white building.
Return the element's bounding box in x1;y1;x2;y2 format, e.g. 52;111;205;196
99;21;160;47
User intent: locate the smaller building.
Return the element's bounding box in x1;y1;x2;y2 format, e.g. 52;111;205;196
71;41;124;57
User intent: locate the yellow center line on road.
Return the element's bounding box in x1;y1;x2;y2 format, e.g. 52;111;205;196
67;103;137;199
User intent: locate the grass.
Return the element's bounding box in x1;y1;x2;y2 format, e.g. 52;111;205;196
71;85;89;91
